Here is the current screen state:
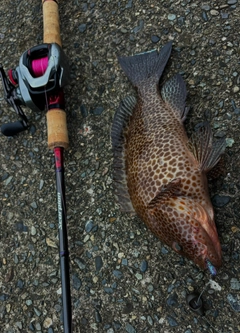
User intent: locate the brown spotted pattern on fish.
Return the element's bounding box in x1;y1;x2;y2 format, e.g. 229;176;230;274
111;42;225;270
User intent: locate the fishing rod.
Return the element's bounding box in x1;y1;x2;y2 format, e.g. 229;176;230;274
0;0;72;332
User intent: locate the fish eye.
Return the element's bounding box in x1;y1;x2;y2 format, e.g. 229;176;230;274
172;241;182;252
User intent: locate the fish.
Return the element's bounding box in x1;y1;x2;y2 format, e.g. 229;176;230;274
111;41;225;271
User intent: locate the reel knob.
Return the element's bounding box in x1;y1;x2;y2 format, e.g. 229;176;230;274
1;120;28;136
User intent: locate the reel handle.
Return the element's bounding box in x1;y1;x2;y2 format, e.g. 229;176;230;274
1;120;28;136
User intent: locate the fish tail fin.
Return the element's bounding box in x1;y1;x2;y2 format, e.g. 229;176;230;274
118;41;172;87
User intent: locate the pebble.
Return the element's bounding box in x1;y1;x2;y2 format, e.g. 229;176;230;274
166;293;179;307
72;274;82;290
43;317;53;328
168;14;176;21
227;0;237;4
79;24;87;33
211;194;230;207
226;138;235;147
227;294;240;312
140;260;148;273
151;35;160;43
125;323;136;333
210;9;219;16
233;86;240;93
80;104;88;117
31;226;37;236
95;256;103;271
85;220;94;233
201;4;210;10
230;278;240;290
113;270;123;279
91;106;104;115
167;316;178;327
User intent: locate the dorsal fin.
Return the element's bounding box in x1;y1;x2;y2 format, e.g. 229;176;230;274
161;74;189;121
188;122;226;172
111;96;137;213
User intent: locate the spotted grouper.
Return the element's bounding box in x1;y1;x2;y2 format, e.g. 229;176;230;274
111;41;225;272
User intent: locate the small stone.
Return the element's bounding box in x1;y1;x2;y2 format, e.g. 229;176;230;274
167;316;178;327
126;323;136;333
168;14;176;21
29;125;36;135
85;220;94;233
72;274;82;290
135;273;143;280
230;278;240;290
211;194;230;207
39;180;44;190
140;260;148;273
80;104;88;118
31;226;37;236
221;12;229;19
79;24;87;33
74;258;86;270
151;35;160;43
104;287;113;294
122;258;128;266
30;202;37;209
113;270;123;279
35;323;41;330
34;307;42;316
95;309;102;323
43;317;53;328
233;86;240;93
202;11;208;22
201;4;210;10
227;0;237;4
16;321;22;329
126;0;133;8
227;294;240;312
147;315;153;325
91;106;104;115
1;173;9;181
95;256;103;271
167;292;179;307
210;9;219;16
26;299;32;306
46;238;57;248
226;138;235;147
161;246;169;254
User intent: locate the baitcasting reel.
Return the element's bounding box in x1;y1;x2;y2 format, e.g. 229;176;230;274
0;43;69;136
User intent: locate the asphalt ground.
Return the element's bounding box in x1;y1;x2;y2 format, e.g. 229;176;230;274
0;0;240;332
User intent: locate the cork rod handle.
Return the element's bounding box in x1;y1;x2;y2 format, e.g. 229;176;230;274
42;0;69;150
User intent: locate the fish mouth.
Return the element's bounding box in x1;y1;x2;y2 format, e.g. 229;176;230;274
193;226;222;270
191;204;222;270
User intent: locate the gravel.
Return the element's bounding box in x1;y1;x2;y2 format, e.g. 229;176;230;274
1;0;240;332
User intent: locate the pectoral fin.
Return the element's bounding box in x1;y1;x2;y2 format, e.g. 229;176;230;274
148;178;182;212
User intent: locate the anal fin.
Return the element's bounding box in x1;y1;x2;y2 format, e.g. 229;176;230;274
188;122;226;173
111;96;137;213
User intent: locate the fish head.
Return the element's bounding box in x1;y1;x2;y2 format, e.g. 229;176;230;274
148;196;222;270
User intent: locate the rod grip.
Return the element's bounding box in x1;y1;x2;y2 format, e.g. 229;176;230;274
47;109;69;150
42;0;62;46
